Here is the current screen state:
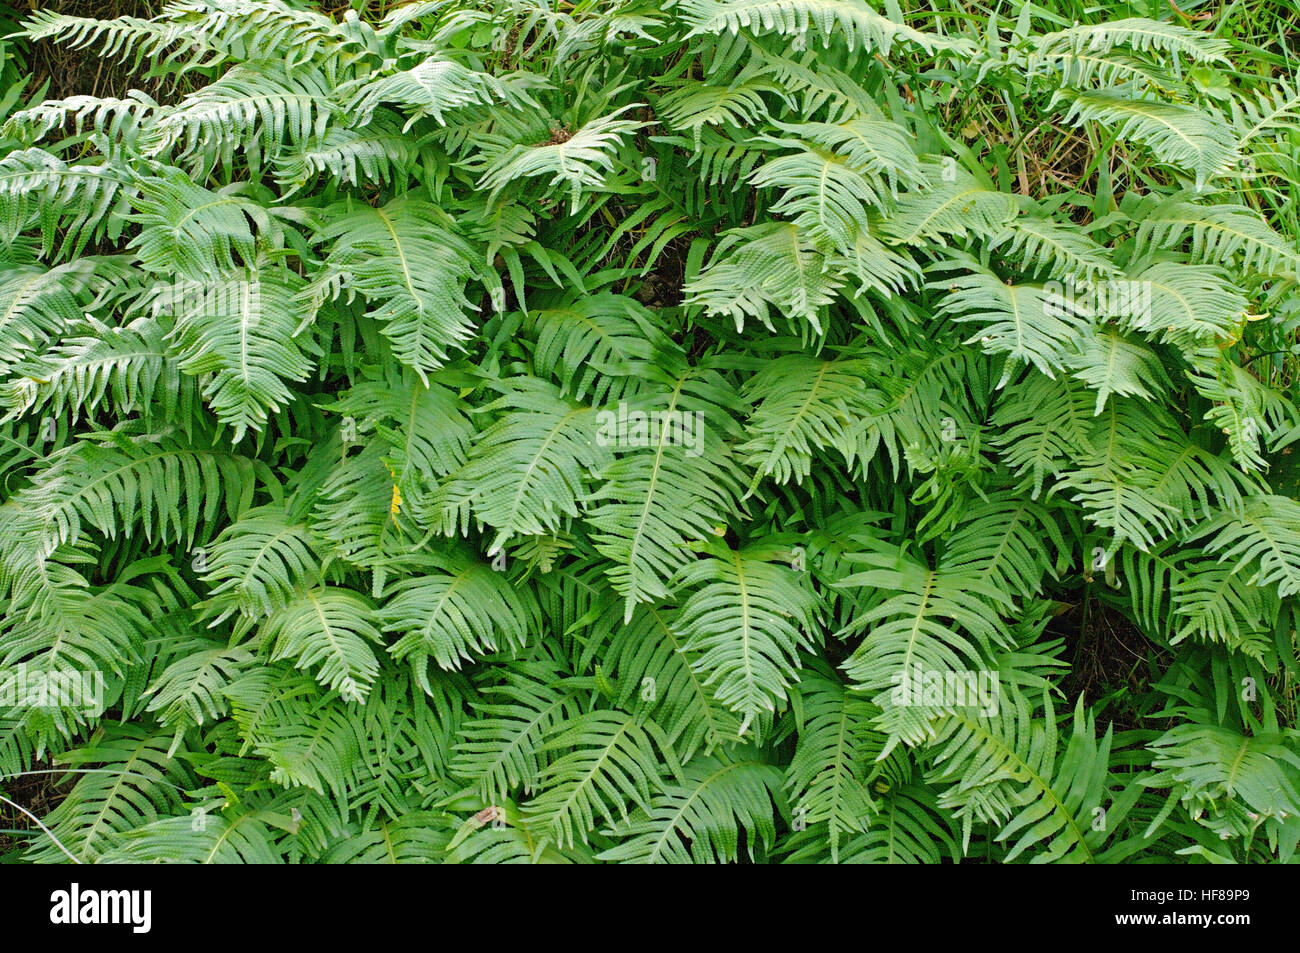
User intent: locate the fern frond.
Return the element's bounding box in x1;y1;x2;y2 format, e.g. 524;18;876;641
453;657;582;803
581;601;745;758
274;110;419;192
129;169;277;281
657;81;778;149
685;221;842;332
525;708;674;849
988;217;1118;282
304;196;480;382
1034;17;1230;65
927;691;1122;863
784;673;878;860
526;292;659;404
597;749;783;863
260;587;382;703
1066;326;1168;415
1124;261;1246;344
836;547;1015;746
932;264;1092;381
1146;722;1300;840
144;639;253;731
162;61;334;170
442;376;608;554
938;491;1064;600
0;149;129;259
157;267;316;441
380;547;535;679
10;427;261;558
474;105;645;213
198;506;324;626
1193;496;1300;598
879;167;1018;246
1;314;195;428
1133;197;1300;280
0;259;102;370
1059;92;1238;189
23;725;187;863
671;542;823;735
751;146;890;251
680;0;951;55
585;367;743;617
345;58;536;130
738;353;888;488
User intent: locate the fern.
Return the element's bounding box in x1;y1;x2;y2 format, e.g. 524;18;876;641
0;0;1296;869
672;542;822;737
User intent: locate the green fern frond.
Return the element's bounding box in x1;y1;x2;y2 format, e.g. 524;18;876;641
685;221;842;332
1133;197;1300;280
1059;92;1238;190
1034;17;1230;66
304;196;481;382
525;708;675;849
585;367;743;617
680;0;951;55
380;547;535;680
474;105;645;213
784;673;878;860
261;587;382;703
672;542;823;736
1193;495;1300;598
598;748;783;863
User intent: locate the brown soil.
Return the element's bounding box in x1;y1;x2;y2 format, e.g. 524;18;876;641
0;764;71;859
1052;591;1171;731
24;0;171;101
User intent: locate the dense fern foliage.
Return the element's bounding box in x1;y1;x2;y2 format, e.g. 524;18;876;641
1;0;1299;864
